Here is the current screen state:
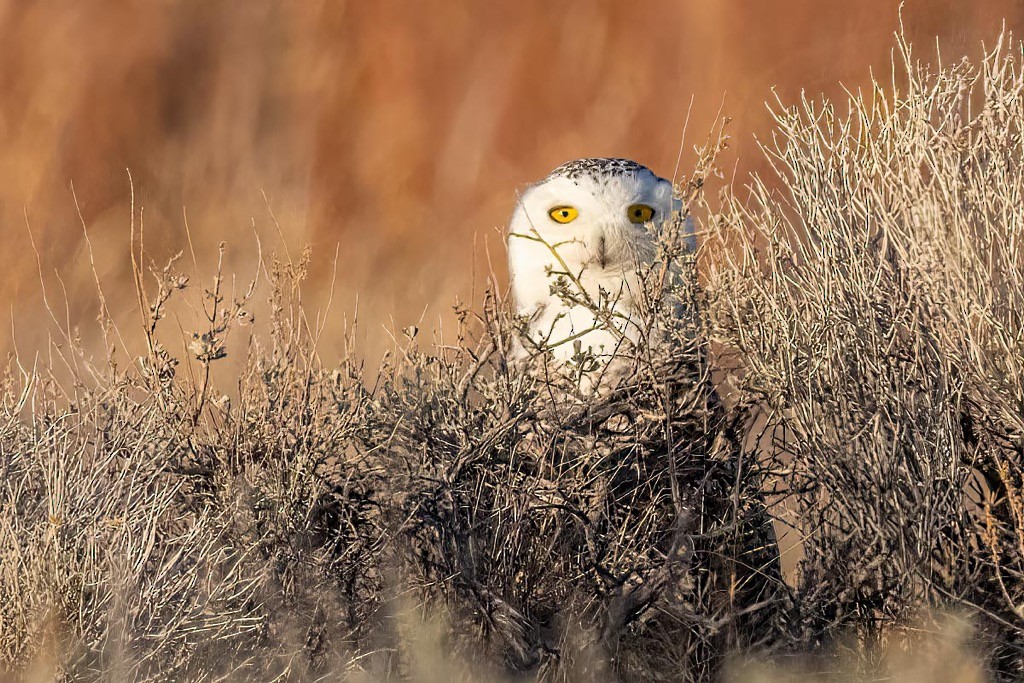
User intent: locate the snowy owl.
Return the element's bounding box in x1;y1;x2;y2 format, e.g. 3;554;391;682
507;158;693;376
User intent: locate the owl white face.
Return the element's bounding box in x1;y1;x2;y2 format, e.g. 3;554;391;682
508;159;679;273
506;158;690;371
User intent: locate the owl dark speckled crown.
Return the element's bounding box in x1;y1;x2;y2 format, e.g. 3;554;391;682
545;157;654;181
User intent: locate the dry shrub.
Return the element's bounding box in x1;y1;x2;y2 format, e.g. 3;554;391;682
0;246;379;680
707;27;1024;679
359;257;788;679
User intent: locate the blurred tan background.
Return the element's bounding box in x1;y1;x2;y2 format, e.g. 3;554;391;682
2;0;1022;360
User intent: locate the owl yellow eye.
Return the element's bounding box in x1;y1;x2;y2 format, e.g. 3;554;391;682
548;206;579;224
627;204;655;224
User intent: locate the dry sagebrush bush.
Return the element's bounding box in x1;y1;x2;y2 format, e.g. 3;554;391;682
0;249;381;680
707;28;1024;679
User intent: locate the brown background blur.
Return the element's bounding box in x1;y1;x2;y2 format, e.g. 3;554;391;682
2;1;1022;361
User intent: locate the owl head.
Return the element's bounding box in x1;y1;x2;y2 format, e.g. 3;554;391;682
507;159;689;276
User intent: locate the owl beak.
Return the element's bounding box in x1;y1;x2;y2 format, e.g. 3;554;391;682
597;234;607;269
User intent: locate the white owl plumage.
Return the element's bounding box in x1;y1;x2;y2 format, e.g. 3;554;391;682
507;158;693;373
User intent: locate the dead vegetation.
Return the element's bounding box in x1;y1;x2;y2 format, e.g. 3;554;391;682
706;27;1024;680
2;29;1024;683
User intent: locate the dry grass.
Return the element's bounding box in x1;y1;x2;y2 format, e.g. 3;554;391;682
3;28;1024;683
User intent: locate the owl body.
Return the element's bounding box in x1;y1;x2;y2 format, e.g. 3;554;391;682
507;158;689;368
